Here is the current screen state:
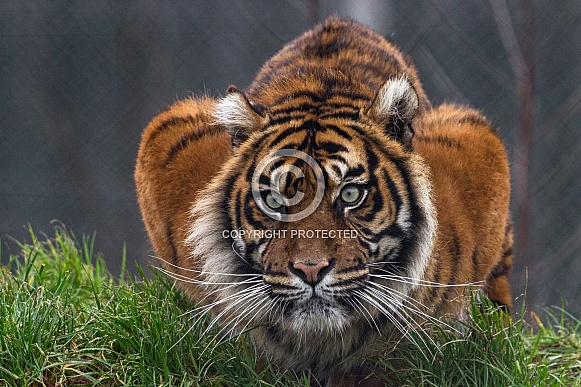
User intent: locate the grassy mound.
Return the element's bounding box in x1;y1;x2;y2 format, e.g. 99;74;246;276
1;229;579;386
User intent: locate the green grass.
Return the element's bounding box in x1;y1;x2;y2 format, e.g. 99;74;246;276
1;228;580;386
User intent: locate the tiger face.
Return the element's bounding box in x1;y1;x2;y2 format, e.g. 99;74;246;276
186;76;437;336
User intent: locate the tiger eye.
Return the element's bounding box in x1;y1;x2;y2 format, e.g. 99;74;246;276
265;192;284;209
340;185;361;204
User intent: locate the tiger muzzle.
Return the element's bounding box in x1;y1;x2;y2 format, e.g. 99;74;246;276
290;259;335;286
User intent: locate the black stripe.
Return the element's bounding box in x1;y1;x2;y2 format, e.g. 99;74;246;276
336;265;366;275
424;256;442;307
382;167;403;210
317;141;344;154
438;231;462;308
330;164;342;179
268;99;365;119
267;120;317;149
269;284;299;293
233;188;243;232
325;153;348;165
163;126;226;167
267;113;309;127
146;115;196;147
457;113;489;127
165;222;179;264
345;123;371;138
364;143;380;177
325;123;353;141
471;249;479;280
264;270;290;278
244;132;273;183
319;110;361;121
344;165;365;179
319;103;360;114
355;188;383;223
268;101;317;117
414;135;462;150
330;277;366;289
487;260;511;280
388;156;424;270
269;90;371;107
244;191;268;230
222;172;237;245
267;112;309;126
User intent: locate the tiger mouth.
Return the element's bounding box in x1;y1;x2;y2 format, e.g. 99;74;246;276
274;284;357;318
282;296;353;332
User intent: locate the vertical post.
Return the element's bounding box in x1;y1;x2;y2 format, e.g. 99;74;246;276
516;0;534;263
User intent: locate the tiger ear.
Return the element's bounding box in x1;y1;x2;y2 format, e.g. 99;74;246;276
214;86;268;148
364;77;419;150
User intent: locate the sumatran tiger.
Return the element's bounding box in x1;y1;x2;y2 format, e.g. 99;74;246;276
135;17;512;386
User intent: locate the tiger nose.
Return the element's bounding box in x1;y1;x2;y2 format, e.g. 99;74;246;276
291;260;330;285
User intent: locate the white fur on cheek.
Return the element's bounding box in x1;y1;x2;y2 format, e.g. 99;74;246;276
404;156;437;292
185;180;240;287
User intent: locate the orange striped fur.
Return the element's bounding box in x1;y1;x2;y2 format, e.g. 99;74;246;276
135;18;512;386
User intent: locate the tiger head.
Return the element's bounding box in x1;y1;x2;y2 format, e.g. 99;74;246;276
186;75;437;336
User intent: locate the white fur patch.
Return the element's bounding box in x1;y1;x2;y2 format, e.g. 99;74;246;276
404;156;438;291
185;180;240;287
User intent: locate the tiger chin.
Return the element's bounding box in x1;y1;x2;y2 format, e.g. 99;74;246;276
135;17;512;386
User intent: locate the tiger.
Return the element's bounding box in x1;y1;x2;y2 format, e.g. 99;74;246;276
135;17;512;386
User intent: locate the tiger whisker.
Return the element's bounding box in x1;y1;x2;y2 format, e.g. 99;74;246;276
232;296;274;340
389;303;437;355
186;283;267;330
365;282;440;345
167;311;205;352
367;264;482;286
154;255;262;277
212;294;271;348
266;295;282;322
354;290;407;337
368;272;483;288
200;294;267;357
354;280;435;340
198;285;270;348
192;282;267;318
362;285;439;354
197;278;263;303
230;240;254;269
363;280;452;355
217;292;273;342
359;278;433;313
364;279;458;335
364;279;436;319
156;265;262;286
345;297;382;336
365;261;407;275
355;288;433;357
354;289;420;350
154;257;262;277
224;292;270;331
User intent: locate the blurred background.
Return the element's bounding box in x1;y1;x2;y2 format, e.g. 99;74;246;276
1;0;580;317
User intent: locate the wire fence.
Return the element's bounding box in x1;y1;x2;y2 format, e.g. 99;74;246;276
1;0;580;316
